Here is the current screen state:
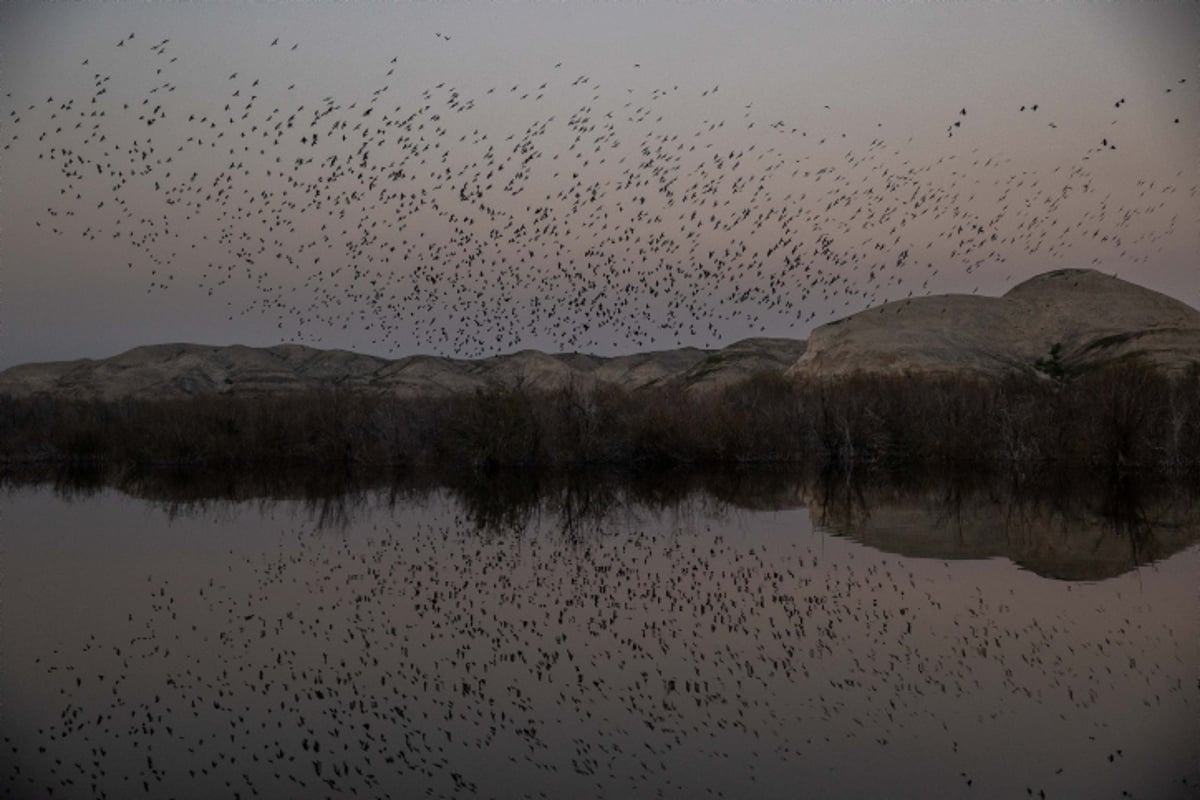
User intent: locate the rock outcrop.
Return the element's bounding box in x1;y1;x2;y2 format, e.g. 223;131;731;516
787;268;1200;379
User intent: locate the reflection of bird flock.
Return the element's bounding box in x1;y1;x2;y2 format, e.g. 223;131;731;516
6;496;1195;798
3;32;1191;356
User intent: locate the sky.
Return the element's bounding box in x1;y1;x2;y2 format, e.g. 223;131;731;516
1;1;1196;368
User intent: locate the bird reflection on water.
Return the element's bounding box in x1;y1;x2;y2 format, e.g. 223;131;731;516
2;466;1198;799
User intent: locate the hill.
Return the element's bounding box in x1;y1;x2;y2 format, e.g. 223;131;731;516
2;268;1197;400
0;338;807;401
787;269;1200;379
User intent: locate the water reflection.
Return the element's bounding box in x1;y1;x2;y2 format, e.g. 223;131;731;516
6;464;1199;578
2;467;1197;799
805;468;1200;580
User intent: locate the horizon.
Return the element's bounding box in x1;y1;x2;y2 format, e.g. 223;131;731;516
4;266;1195;371
2;265;1193;369
2;2;1196;370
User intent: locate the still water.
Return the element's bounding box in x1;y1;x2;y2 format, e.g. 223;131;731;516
2;471;1198;799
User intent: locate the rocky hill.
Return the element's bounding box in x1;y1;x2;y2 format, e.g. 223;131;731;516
788;268;1200;379
2;268;1196;400
0;338;807;401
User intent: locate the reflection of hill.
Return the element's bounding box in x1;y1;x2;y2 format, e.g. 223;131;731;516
5;465;1197;580
804;473;1200;580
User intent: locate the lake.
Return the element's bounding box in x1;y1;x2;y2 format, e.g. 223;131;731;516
2;469;1198;799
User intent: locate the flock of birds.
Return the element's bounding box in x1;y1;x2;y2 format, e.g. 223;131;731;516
4;488;1197;799
3;31;1193;356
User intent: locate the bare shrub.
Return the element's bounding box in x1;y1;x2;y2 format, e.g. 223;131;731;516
2;363;1198;474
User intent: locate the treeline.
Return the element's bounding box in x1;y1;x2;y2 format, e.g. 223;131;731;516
2;362;1199;473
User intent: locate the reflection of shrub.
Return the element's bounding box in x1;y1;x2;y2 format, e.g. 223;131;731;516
1;363;1198;473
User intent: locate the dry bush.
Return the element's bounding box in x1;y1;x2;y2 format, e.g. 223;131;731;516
2;362;1198;474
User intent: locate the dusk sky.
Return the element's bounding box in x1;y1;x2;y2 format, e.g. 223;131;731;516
1;1;1196;368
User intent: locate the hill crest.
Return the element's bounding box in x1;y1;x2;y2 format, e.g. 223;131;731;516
3;269;1197;399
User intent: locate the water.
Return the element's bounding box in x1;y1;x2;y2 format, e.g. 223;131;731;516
2;471;1198;799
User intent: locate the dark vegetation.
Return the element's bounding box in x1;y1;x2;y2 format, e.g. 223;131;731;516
2;362;1200;475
